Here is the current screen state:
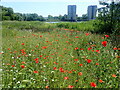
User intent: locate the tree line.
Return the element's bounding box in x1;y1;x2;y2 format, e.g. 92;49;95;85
0;6;46;21
0;5;88;21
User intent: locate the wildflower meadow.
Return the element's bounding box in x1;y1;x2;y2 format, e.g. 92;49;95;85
1;21;119;88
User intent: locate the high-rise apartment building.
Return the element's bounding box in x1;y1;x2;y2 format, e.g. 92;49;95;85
87;5;97;20
68;5;77;21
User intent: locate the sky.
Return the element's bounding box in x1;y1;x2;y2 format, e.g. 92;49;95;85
1;0;105;17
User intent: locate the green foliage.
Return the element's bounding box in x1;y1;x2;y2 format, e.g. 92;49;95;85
56;21;94;31
93;2;120;34
1;6;14;20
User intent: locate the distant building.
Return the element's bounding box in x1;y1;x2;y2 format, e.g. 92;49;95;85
87;5;97;20
67;5;77;21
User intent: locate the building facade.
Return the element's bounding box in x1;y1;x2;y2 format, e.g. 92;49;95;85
87;5;97;20
67;5;77;21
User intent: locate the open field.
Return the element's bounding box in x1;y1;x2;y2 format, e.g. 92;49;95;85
1;21;119;88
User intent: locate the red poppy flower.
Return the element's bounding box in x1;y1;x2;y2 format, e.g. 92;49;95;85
113;48;117;50
20;49;25;52
99;79;103;83
66;41;69;43
21;51;26;55
8;48;11;50
36;45;38;47
96;63;99;65
78;72;82;76
53;67;57;70
92;50;94;52
90;82;97;87
64;29;69;30
39;55;42;57
21;62;26;64
102;41;107;47
7;63;10;65
64;77;69;80
20;65;25;68
59;67;64;72
105;35;110;37
75;36;79;38
80;48;84;50
112;74;117;77
74;59;79;61
75;80;78;82
85;33;90;36
45;86;49;88
64;62;67;64
40;35;43;37
95;50;100;53
68;85;74;88
42;46;47;49
88;47;92;50
53;62;58;65
68;71;72;73
44;57;47;59
12;65;15;67
36;61;39;63
79;64;83;66
74;47;79;50
34;58;39;61
102;37;104;39
21;43;24;45
87;59;92;63
33;71;38;73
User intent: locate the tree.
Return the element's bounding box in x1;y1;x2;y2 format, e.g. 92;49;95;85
13;13;23;21
37;15;45;21
81;14;88;21
1;6;14;20
93;1;120;33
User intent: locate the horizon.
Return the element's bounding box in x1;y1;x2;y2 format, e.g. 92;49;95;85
1;0;103;17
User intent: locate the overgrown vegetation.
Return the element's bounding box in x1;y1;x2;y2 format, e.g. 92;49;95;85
2;21;94;32
2;21;119;88
3;20;120;48
93;2;120;34
56;21;94;31
1;1;120;88
2;21;56;32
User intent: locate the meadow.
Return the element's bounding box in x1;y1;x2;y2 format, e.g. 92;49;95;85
1;21;119;88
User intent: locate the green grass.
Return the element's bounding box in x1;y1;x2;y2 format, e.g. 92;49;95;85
2;21;56;32
3;21;94;32
2;21;119;88
56;20;94;32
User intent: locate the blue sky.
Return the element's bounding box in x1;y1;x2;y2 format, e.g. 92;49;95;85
1;0;103;17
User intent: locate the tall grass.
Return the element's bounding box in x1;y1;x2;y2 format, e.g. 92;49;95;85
56;21;94;32
2;21;119;88
3;21;95;32
2;21;56;32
